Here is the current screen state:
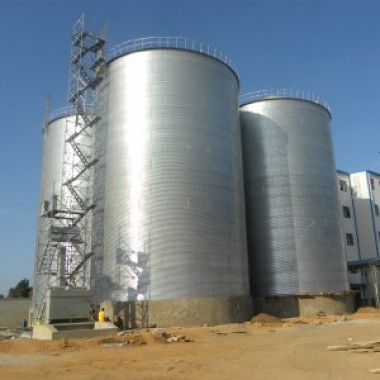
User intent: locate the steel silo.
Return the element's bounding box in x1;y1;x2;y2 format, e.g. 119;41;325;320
94;37;249;303
240;90;349;297
33;110;71;314
33;108;95;320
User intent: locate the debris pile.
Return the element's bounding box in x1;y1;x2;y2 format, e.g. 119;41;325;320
328;338;380;353
99;331;147;347
152;331;192;343
355;307;380;315
249;313;282;324
328;337;380;375
0;328;30;341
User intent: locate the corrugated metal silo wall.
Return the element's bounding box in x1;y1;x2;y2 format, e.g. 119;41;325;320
33;116;67;308
95;49;249;301
240;98;349;296
91;78;109;301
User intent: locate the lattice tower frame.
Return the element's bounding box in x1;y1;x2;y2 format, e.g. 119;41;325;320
32;15;106;323
61;14;106;288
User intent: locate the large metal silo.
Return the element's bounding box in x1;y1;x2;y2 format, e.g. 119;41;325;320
240;90;349;297
94;38;249;304
33;110;70;315
33;109;94;321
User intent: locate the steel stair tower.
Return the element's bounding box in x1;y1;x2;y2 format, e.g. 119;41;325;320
33;15;106;323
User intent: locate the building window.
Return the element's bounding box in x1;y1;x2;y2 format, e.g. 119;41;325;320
342;206;351;218
375;204;380;217
371;178;375;190
339;180;347;192
346;233;354;246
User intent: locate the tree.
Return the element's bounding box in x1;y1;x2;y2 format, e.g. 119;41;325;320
7;278;32;298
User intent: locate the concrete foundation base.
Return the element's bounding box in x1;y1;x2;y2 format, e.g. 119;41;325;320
102;296;253;328
32;321;117;340
253;291;357;318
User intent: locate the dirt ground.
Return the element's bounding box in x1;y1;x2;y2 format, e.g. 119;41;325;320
2;308;380;379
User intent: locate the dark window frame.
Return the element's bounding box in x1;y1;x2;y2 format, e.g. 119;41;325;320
343;206;351;218
346;233;354;246
339;180;348;192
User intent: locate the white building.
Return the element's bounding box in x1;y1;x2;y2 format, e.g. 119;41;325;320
337;170;380;305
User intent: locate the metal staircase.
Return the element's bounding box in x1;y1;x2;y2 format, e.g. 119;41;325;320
33;15;106;323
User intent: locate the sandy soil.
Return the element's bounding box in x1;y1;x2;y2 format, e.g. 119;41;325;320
2;310;380;379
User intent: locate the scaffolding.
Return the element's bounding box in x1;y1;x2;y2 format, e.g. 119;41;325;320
33;15;106;323
349;260;380;307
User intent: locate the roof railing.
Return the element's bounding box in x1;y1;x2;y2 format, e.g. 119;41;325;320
108;36;239;78
239;89;331;113
48;107;75;123
48;105;94;123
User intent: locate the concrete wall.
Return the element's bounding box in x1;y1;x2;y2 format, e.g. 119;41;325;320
0;299;30;328
45;288;91;323
103;296;253;328
253;292;356;318
102;293;356;325
298;293;356;316
32;322;117;340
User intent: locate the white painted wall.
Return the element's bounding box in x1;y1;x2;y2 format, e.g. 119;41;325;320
337;170;380;304
337;171;360;262
350;171;380;261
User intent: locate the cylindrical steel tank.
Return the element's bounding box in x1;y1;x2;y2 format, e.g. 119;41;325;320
40;112;68;212
33;110;70;313
94;37;249;302
33;109;94;318
239;90;349;296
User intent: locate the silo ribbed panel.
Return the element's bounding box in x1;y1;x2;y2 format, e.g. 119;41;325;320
33;116;68;308
95;49;249;301
240;98;349;296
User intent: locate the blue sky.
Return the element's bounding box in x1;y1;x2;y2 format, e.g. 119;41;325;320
0;0;379;296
